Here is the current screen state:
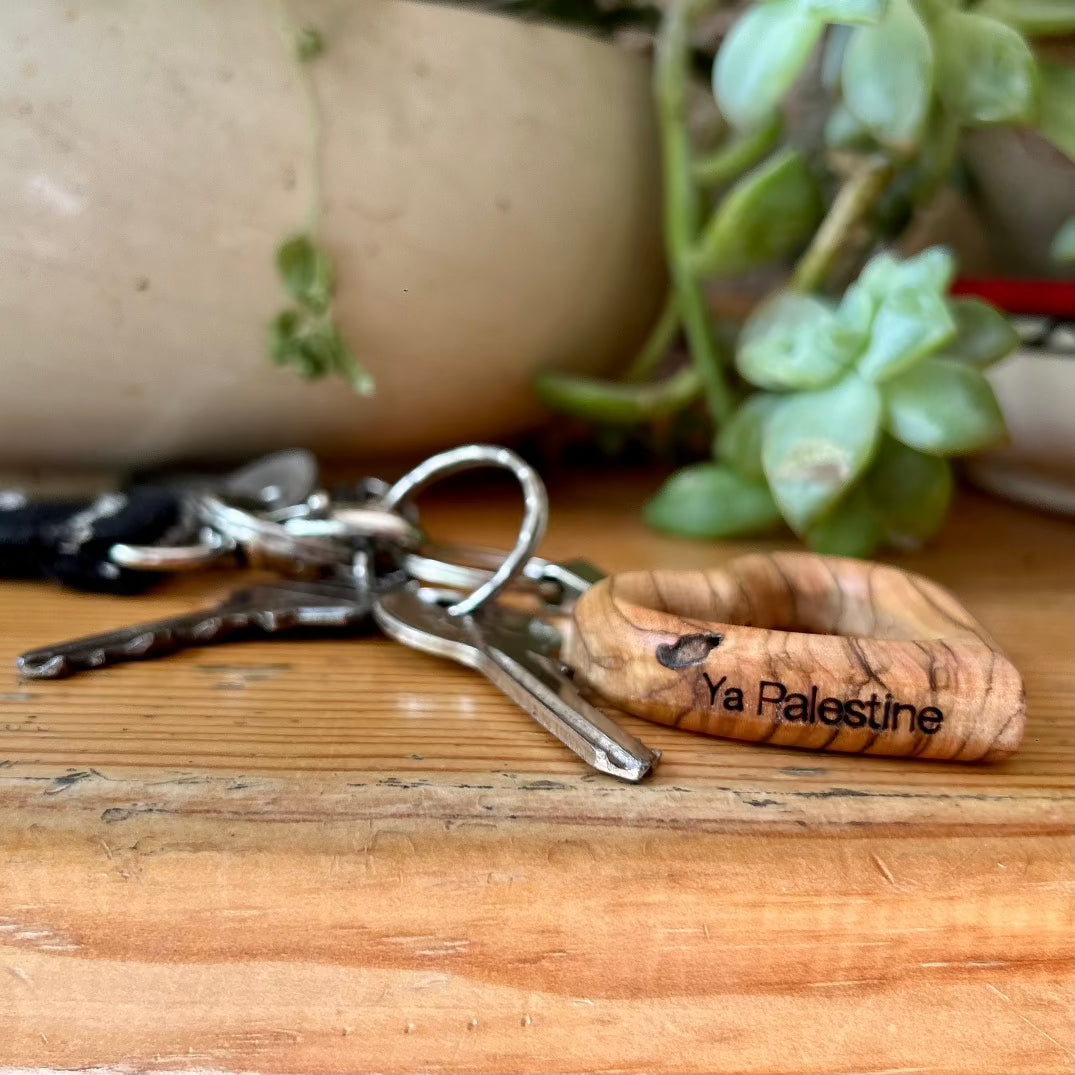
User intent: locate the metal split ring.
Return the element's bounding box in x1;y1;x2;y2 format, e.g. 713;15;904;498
376;444;548;617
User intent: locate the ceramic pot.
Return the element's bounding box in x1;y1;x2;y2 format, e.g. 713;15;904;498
966;342;1075;517
0;0;664;468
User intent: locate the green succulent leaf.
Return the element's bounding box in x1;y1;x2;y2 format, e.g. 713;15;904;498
909;105;961;202
693;149;823;277
975;0;1075;37
1052;217;1075;263
762;375;883;531
821;24;853;91
824;101;874;150
712;0;824;130
805;488;885;557
864;435;953;547
835;281;877;338
737;291;860;390
859;246;956;299
884;358;1006;455
934;9;1039;126
801;0;888;24
856;286;957;382
276;234;334;312
715;392;784;481
943;299;1021;368
841;0;933;152
644;464;783;540
1038;61;1075;162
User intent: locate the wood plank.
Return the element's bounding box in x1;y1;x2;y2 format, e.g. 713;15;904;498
1;477;1072;1074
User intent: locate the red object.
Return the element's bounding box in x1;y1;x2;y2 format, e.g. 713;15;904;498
952;278;1075;319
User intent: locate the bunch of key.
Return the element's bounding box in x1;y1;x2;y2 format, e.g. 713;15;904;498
3;445;660;782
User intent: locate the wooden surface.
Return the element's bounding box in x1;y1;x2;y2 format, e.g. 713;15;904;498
0;473;1072;1074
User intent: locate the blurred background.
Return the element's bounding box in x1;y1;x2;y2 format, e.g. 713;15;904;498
2;0;1073;554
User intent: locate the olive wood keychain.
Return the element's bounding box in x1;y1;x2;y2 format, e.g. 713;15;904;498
561;551;1025;762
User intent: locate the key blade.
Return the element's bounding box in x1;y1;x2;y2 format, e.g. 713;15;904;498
373;588;659;783
17;580;373;679
473;610;659;783
17;614;231;679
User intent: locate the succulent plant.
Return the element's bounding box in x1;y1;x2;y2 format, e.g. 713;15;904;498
538;0;1075;557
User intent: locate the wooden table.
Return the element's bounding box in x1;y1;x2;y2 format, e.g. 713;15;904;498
1;474;1072;1074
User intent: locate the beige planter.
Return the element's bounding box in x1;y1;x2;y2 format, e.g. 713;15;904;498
0;0;664;469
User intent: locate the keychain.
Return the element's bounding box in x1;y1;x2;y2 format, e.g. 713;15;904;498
3;444;1025;779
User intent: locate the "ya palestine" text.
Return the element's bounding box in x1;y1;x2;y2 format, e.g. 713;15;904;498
701;673;944;734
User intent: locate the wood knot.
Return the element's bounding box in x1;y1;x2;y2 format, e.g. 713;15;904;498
655;633;723;670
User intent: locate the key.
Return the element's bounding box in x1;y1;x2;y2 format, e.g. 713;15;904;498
373;585;660;783
17;579;374;680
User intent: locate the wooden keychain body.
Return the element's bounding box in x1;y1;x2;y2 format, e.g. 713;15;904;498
561;551;1025;762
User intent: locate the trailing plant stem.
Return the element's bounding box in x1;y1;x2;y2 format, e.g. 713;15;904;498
536;366;702;425
624;289;680;382
655;0;736;425
274;0;325;235
791;155;893;294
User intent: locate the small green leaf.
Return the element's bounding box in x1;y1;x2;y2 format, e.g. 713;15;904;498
713;0;824;130
1052;217;1075;263
857;286;957;382
805;488;884;557
824;101;874;149
268;308;374;394
269;309;309;369
943;299;1021;368
801;0;888;25
884;358;1006;455
976;0;1075;37
276;234;334;312
865;435;953;547
327;324;375;396
1038;61;1075;162
737;291;859;390
295;25;324;62
692;150;823;277
841;0;933;152
934;10;1039;126
644;464;783;540
715;393;784;481
762;375;883;531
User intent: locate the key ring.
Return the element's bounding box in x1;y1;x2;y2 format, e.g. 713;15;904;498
377;445;548;617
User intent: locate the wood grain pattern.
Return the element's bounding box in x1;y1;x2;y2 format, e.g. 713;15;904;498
0;475;1072;1075
565;552;1025;762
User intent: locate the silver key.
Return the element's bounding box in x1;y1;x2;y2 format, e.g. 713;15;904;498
17;579;373;680
373;586;660;783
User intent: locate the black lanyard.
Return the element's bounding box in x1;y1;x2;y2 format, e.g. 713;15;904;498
0;488;182;594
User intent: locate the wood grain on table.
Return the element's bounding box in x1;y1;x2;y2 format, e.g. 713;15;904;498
1;473;1072;1075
